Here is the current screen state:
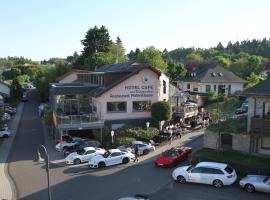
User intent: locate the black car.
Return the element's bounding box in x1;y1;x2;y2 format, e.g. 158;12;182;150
235;105;248;115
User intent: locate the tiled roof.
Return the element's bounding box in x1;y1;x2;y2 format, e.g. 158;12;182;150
50;83;97;95
243;79;270;97
179;64;247;83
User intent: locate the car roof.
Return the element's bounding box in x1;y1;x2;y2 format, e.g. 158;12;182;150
132;141;144;144
196;162;228;169
83;147;95;151
109;149;122;153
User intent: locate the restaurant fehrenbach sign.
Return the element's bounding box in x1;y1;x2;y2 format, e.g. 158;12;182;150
110;85;154;98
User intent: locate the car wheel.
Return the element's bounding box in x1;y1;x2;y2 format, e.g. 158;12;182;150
245;184;255;193
176;175;186;183
3;134;8;138
98;162;105;168
74;158;81;165
213;179;223;188
122;157;130;164
143;149;150;155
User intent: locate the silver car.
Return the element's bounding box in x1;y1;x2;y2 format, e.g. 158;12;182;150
239;175;270;193
118;141;155;155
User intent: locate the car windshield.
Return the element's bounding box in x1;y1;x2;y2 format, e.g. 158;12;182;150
77;149;85;155
224;165;234;174
162;149;177;157
103;151;111;158
263;177;270;183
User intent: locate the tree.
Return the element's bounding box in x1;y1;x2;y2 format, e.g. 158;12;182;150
151;101;171;130
245;72;262;90
10;77;23;102
109;36;126;63
83;52;114;71
213;56;230;68
185;53;204;68
127;48;141;61
167;60;186;81
186;53;204;63
137;47;167;72
81;25;112;60
17;75;30;83
2;67;21;80
216;42;225;51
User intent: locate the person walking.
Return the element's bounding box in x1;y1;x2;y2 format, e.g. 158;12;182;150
169;128;173;145
134;145;139;163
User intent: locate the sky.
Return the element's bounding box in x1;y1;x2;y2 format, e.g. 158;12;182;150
0;0;269;61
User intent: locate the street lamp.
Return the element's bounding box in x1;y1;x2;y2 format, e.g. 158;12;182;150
111;130;114;144
146;121;150;130
36;144;52;200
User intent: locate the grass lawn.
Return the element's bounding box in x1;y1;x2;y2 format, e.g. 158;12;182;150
193;148;270;169
204;97;242;115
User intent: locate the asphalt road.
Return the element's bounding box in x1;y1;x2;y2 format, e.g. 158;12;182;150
150;181;270;200
7;90;270;200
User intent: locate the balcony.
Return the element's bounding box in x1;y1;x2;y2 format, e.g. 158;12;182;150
250;117;270;135
54;113;104;129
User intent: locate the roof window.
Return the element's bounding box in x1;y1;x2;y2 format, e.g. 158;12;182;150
218;72;223;77
211;72;217;77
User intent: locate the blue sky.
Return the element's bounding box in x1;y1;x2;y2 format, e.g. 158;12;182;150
0;0;269;60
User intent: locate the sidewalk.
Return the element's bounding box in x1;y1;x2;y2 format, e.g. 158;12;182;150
43;124;205;167
0;103;24;200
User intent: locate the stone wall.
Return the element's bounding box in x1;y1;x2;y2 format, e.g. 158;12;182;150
204;130;251;153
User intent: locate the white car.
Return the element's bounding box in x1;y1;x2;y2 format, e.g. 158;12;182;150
89;149;135;168
55;137;81;152
65;147;106;165
118;141;155;155
240;175;270;193
2;113;11;121
172;162;237;188
0;128;11;138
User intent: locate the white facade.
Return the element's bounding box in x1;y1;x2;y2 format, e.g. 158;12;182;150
247;96;270;131
179;81;244;95
247;96;270;155
94;68;169;121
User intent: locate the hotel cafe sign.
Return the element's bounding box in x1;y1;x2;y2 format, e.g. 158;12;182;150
110;75;154;98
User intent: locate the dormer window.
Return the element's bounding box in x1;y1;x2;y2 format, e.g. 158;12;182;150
211;72;217;77
218;72;223;77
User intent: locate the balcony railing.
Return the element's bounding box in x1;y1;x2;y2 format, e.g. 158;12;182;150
56;114;100;125
250;117;270;135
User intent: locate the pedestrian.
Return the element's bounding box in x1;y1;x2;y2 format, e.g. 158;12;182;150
134;145;139;162
169;129;173;145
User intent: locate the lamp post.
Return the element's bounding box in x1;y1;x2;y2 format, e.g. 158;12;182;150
36;144;52;200
111;130;114;144
146;121;150;130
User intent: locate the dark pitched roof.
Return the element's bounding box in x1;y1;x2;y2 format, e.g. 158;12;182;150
179;64;247;83
50;83;97;95
243;79;270;97
51;62;164;97
92;62;162;97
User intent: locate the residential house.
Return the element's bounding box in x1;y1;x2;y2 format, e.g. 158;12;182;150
244;77;270;155
178;64;247;95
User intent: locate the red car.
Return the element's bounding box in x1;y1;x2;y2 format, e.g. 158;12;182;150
155;146;192;167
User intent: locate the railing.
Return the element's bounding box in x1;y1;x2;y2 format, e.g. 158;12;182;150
250;117;270;135
56;114;100;125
